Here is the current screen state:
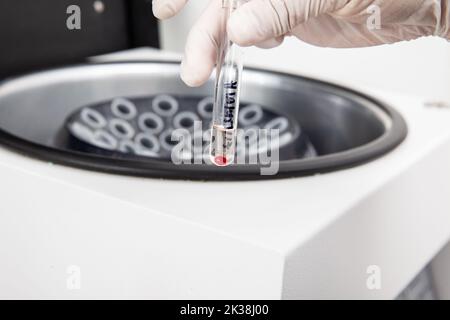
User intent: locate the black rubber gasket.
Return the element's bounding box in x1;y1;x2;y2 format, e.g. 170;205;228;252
0;61;408;181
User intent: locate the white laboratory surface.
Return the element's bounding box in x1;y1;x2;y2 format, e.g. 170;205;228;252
1;35;450;299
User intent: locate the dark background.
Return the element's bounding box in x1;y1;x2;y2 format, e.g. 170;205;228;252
0;0;160;78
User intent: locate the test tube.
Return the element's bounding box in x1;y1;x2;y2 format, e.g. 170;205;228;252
210;0;247;167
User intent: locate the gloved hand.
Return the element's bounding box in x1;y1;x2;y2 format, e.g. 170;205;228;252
153;0;450;87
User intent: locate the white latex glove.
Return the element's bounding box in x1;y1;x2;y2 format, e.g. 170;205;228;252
153;0;450;87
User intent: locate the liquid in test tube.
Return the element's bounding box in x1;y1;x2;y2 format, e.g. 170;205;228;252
210;0;247;167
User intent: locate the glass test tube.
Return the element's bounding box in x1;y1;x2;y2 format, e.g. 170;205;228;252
210;0;247;167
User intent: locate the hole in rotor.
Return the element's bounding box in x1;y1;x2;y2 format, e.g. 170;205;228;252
144;118;158;129
180;117;194;128
140;137;154;149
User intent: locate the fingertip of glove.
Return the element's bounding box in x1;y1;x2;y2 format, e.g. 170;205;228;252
152;1;176;20
180;60;206;87
255;36;285;49
227;11;256;47
180;73;202;87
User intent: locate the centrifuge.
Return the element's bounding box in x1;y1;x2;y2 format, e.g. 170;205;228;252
0;45;449;299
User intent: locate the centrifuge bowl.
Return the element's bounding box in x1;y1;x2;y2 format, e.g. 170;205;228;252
0;61;407;180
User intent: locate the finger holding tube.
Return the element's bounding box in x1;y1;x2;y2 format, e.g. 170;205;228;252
227;0;350;47
181;0;225;87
